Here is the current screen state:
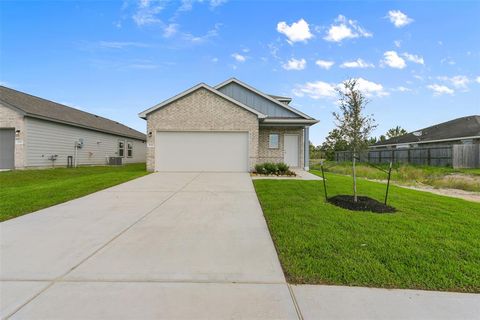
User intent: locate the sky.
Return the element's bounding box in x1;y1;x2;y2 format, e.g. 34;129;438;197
1;0;479;145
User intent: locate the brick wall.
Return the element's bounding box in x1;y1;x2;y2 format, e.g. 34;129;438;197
0;103;25;168
145;88;259;171
258;127;304;168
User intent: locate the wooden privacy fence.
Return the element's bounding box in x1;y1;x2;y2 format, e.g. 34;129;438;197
335;144;480;168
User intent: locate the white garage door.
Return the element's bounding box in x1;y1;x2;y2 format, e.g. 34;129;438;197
155;131;249;172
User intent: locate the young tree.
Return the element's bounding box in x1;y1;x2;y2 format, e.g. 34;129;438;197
320;128;349;160
386;126;407;139
333;79;377;202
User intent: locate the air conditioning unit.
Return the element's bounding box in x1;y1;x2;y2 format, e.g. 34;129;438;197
108;157;123;165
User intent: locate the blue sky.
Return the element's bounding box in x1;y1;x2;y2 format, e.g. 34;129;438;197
1;0;479;145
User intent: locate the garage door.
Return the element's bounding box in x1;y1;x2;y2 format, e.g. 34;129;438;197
155;131;249;172
0;128;15;169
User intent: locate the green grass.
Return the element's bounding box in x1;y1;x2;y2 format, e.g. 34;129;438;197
310;161;480;192
253;172;480;292
0;164;149;222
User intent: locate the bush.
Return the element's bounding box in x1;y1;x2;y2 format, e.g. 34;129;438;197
255;163;266;174
277;162;289;174
264;162;278;175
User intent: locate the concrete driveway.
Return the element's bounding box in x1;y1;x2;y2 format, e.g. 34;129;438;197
1;172;298;319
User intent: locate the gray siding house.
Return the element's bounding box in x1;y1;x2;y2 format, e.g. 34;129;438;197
0;86;146;169
139;78;318;172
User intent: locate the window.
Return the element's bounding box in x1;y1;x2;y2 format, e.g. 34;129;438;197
269;133;279;149
127;141;133;157
118;141;125;157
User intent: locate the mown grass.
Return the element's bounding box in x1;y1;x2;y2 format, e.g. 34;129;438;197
310;161;480;192
253;172;480;292
0;163;149;221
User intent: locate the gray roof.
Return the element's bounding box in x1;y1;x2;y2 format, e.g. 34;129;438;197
374;115;480;146
0;86;145;141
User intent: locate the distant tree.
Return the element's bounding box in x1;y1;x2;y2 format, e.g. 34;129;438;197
309;142;323;159
333;79;377;202
368;137;378;145
320;129;349;160
386;126;407;139
378;135;387;142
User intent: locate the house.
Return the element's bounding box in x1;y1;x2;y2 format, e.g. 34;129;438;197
0;86;146;169
371;115;480;150
138;78;318;172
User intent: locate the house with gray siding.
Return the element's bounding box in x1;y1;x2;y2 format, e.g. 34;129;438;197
139;78;318;172
0;86;146;169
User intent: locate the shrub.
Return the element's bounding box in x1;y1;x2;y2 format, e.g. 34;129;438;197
255;163;266;174
264;162;278;175
277;162;289;174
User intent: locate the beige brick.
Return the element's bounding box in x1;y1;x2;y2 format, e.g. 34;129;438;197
145;88;259;172
258;127;304;168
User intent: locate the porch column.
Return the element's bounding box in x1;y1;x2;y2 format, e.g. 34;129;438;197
304;126;309;171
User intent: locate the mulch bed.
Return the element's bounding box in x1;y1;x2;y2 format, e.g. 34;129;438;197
328;195;396;213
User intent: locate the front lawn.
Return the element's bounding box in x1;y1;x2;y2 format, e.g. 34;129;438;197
0;163;149;222
253;171;480;292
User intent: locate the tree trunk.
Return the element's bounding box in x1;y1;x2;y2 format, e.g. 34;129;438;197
352;151;357;202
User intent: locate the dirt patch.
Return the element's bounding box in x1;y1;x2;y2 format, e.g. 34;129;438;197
328;195;396;213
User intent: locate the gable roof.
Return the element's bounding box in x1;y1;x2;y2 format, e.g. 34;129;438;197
138;83;267;119
268;94;292;104
0;86;145;141
214;78;313;120
374;115;480;147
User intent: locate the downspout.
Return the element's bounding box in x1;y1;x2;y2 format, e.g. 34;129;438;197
304;126;309;171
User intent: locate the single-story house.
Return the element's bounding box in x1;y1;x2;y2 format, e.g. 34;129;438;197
371;115;480;150
0;86;146;169
138;78;319;172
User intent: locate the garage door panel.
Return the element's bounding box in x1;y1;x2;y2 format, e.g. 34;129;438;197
156;132;248;172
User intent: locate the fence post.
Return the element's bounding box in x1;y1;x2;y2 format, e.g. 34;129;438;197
427;148;431;166
408;149;411;163
379;151;382;163
392;150;395;163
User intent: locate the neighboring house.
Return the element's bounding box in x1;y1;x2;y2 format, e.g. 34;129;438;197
139;78;318;172
371;115;480;150
0;86;146;169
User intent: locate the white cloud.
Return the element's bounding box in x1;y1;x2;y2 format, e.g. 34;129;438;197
231;53;246;62
438;75;470;90
293;78;388;100
211;57;219;63
354;78;389;97
381;51;406;69
98;41;150;49
179;0;227;11
182;23;221;43
276;18;313;44
393;86;412;92
427;84;454;95
476;76;480;84
293;81;337;99
324;15;372;43
340;58;374;69
387;10;413;28
133;0;164;26
440;57;456;65
163;23;178;38
315;59;335;70
403;52;424;65
282;58;307;70
394;40;401;48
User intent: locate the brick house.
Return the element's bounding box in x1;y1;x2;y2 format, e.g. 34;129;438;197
139;78;318;172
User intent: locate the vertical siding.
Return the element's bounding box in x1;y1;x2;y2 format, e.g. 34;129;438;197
218;82;299;118
25;117;146;167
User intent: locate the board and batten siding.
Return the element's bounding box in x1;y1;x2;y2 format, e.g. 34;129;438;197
217;82;299;118
25;117;146;167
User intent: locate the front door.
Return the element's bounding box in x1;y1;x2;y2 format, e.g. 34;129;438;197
0;128;15;169
284;134;299;167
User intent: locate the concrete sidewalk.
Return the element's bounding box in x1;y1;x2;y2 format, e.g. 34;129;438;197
1;172;478;319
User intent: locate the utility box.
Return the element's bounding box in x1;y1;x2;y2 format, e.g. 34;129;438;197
108;157;123;166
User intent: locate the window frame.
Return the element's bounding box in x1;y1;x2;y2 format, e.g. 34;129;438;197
118;140;125;157
268;133;280;149
127;141;133;158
